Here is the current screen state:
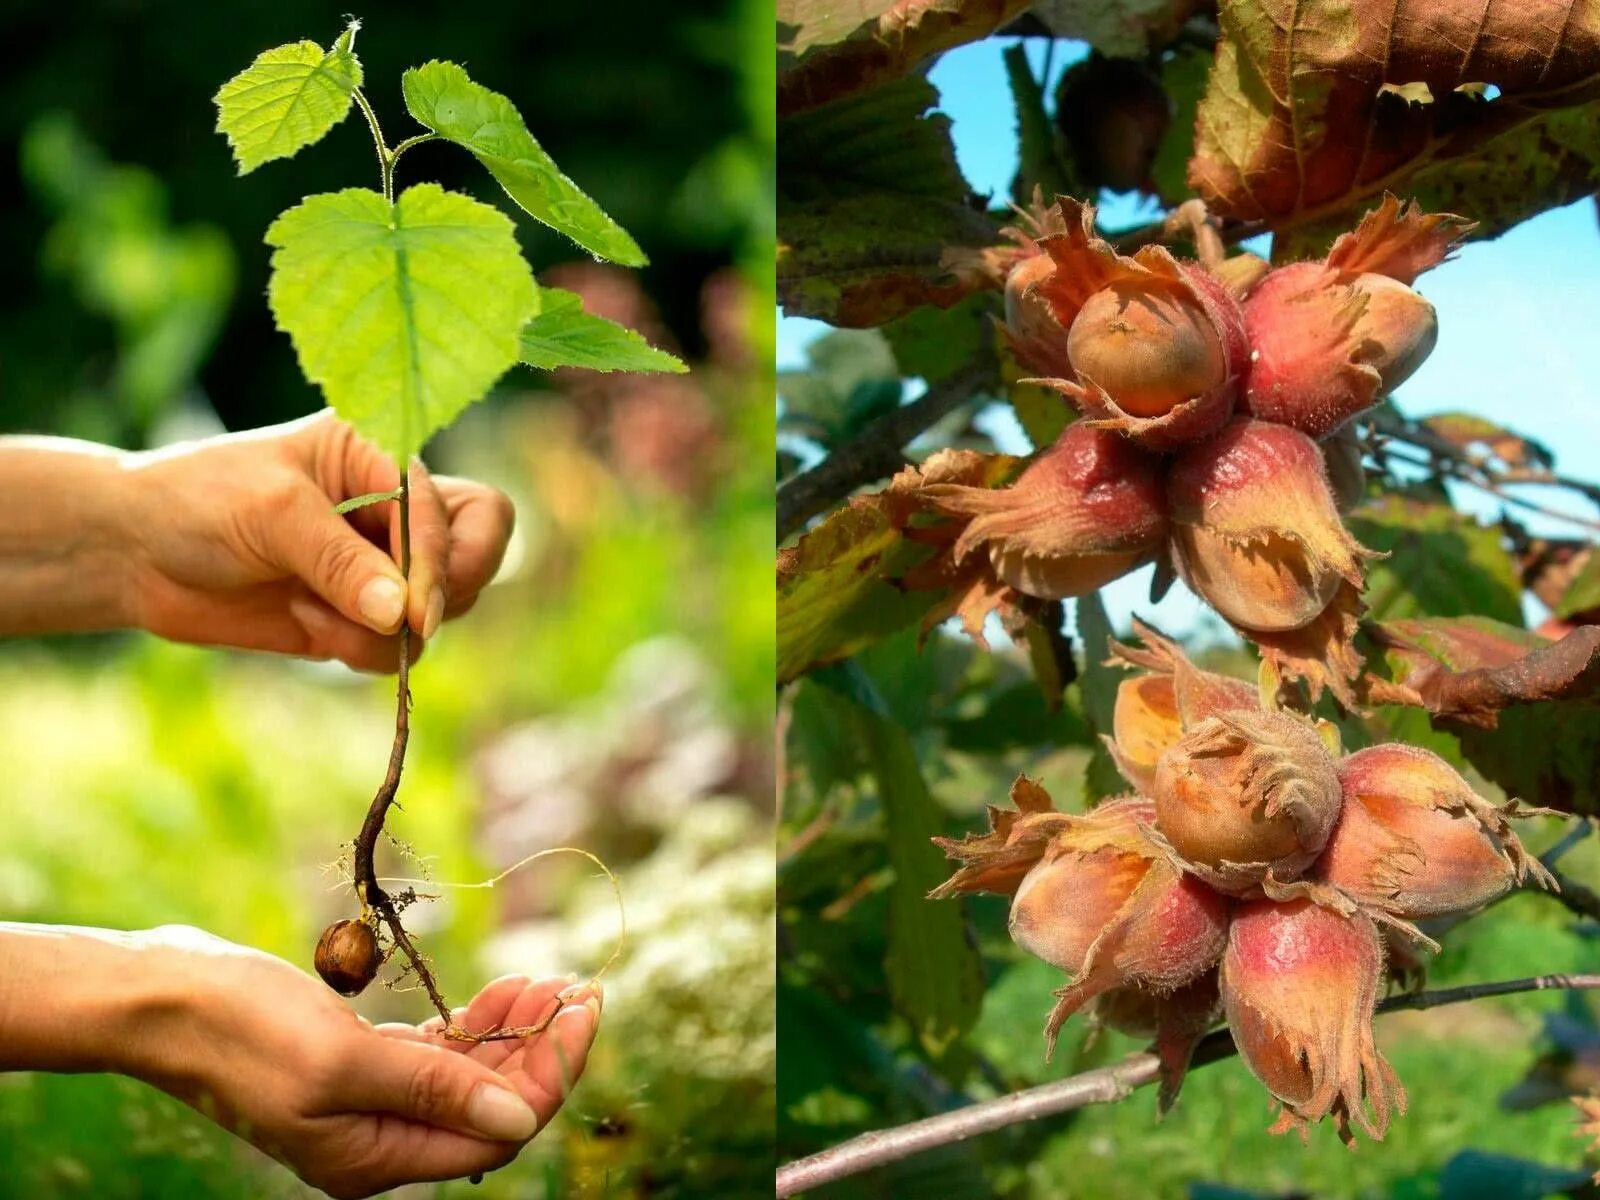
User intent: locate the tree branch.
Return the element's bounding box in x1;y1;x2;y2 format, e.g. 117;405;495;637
775;972;1600;1197
777;356;994;543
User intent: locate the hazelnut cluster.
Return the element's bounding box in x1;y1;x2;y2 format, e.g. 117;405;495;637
931;624;1551;1142
904;196;1468;701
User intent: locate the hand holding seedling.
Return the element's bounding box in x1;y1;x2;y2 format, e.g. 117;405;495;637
0;924;599;1200
124;411;513;670
0;411;510;666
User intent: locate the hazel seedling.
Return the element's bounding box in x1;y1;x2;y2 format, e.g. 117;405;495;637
214;18;681;1036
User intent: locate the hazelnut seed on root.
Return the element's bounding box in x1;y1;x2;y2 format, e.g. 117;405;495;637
315;918;381;996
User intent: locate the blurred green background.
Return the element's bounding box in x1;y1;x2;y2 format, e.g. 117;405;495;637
0;1;775;1197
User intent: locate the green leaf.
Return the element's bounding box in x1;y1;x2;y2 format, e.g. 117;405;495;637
779;75;965;204
882;295;991;385
332;489;401;515
518;287;685;375
1347;496;1522;625
401;60;645;266
265;184;538;462
1074;590;1127;802
816;665;985;1058
1150;46;1211;205
213;23;362;174
776;500;938;684
1559;552;1600;619
777;452;1022;683
1003;43;1072;206
778;192;998;326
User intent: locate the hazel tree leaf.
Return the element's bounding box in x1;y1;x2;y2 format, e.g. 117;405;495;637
401;60;645;266
778;449;1023;683
518;287;686;375
265;184;539;463
213;23;362;174
1346;496;1523;624
1372;619;1600;726
778;0;1034;117
1191;0;1600;244
1367;616;1600;812
778;192;999;326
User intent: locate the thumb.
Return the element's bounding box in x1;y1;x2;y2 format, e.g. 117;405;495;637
269;489;408;634
344;1039;540;1142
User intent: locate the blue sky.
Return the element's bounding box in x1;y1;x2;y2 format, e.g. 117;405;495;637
781;39;1600;641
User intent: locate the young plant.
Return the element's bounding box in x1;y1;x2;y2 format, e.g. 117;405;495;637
214;18;684;1038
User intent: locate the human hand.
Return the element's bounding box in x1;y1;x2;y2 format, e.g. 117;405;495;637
133;927;599;1199
122;411;514;670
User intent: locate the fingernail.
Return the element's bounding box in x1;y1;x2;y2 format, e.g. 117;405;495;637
584;990;603;1020
358;577;405;631
556;1001;597;1035
466;1083;539;1141
423;587;445;640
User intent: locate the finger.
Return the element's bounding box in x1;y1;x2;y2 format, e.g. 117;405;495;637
396;461;451;639
289;592;423;673
463;977;574;1069
264;486;409;635
333;1119;521;1195
332;1037;541;1144
499;988;600;1126
139;580;411;672
456;975;534;1037
434;477;515;611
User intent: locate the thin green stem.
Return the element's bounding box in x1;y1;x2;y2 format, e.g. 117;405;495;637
351;88;393;202
384;133;438;199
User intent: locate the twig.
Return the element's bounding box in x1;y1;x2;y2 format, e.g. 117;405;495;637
1546;867;1600;924
1370;434;1600;535
775;972;1600;1197
777;357;994;542
1543;820;1594;869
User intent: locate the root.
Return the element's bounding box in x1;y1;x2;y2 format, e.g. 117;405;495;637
337;470;626;1044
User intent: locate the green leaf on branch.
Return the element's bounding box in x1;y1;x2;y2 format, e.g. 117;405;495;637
778;450;1022;683
1347;496;1522;624
401;60;645;266
778;74;1002;327
777;501;940;685
213;23;362;174
1150;46;1211;205
266;184;538;463
1074;590;1127;802
1003;44;1072;206
816;664;985;1058
780;75;965;204
778;193;999;326
518;287;686;375
778;329;901;450
883;295;991;385
1559;552;1600;619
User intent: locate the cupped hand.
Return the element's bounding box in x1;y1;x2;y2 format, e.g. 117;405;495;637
124;411;514;671
137;927;598;1199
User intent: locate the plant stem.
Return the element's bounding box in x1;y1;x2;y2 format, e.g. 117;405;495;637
774;972;1600;1197
350;88;392;201
346;472;453;1025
